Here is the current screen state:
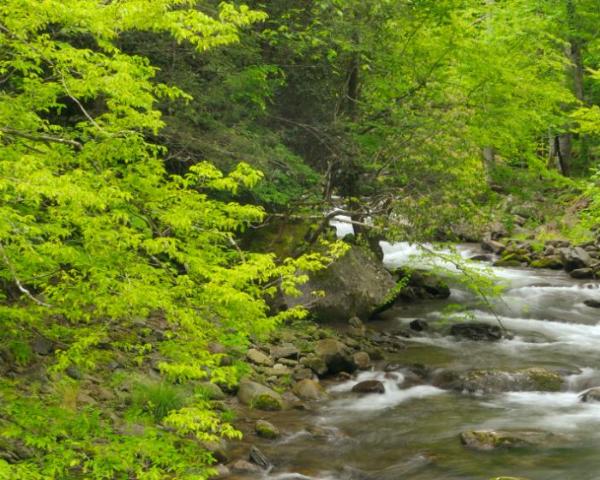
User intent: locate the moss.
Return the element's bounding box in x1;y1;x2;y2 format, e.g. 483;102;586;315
255;420;280;439
526;368;563;392
530;257;563;269
250;393;283;411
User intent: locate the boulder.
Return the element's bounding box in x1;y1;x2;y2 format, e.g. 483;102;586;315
254;420;281;440
560;247;592;272
450;323;503;341
270;343;299;360
230;459;262;474
293;379;325;400
265;364;293;376
481;239;506;254
529;256;563;269
246;349;273;367
569;268;595;279
282;245;397;322
353;352;371;370
461;430;567;451
470;254;494;262
580;387;600;402
237;379;285;411
409;319;429;332
436;367;563;394
397;270;451;301
249;446;270;470
493;258;523;268
300;354;328;376
315;339;357;375
351;380;385;394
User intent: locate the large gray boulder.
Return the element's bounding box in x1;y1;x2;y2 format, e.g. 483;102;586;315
282;246;397;322
314;339;357;375
560;247;592;272
237;379;285;411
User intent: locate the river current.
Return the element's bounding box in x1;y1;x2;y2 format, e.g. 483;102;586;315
232;242;600;480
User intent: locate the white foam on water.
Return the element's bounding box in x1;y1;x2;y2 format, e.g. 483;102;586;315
327;371;445;411
381;242;476;271
330;214;355;238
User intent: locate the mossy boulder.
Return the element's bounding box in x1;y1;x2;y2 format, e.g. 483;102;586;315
281;245;397;322
237;379;285;411
530;256;563;269
436;367;563;393
255;420;280;439
461;430;568;451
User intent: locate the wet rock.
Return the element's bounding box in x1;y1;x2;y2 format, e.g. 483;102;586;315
281;245;397;322
353;351;371;370
265;363;293;376
249;446;270;470
529;256;563;269
246;349;274;367
229;459;262;474
580;387;600;402
409;319;429;332
399;270;451;300
481;239;506;254
351;380;385;394
237;379;285;411
255;420;280;439
315;339;357;375
460;430;568;451
470;254;494;262
560;247;592;272
584;299;600;308
293;379;325;400
438;367;563;394
569;268;595;279
270;343;300;360
450;323;502;341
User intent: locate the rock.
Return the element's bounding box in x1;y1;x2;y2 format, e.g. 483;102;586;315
32;336;54;356
197;382;226;400
450;323;502;341
481;239;506;254
460;430;567;451
246;349;274;367
560;247;592;272
348;316;364;329
281;245;397;322
213;464;230;478
230;459;262;474
353;352;371;370
569;268;595;279
265;364;292;376
270;343;300;360
249;446;270;470
351;380;385;394
255;420;280;439
437;367;563;394
66;365;83;380
315;339;357;375
202;440;229;463
470;254;494;262
546;239;570;248
293;379;325;400
300;354;328;376
400;270;451;300
529;256;563;269
409;319;428;332
493;258;523;268
584;299;600;308
237;379;285;411
580;387;600;402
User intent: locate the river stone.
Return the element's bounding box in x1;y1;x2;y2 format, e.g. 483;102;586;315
293;379;325;400
237;379;284;411
460;430;567;451
409;319;428;332
584;299;600;308
315;339;357;375
281;245;397;322
560;247;592;272
438;367;563;393
246;349;273;367
265;363;292;376
470;254;494;262
249;446;270;470
300;354;328;376
353;351;371;370
481;239;506;254
450;323;502;341
580;387;600;402
230;459;262;474
570;267;595;279
32;336;54;356
530;256;564;269
270;343;300;360
255;420;280;439
351;380;385;394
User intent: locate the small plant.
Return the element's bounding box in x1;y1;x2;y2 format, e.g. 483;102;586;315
131;380;186;422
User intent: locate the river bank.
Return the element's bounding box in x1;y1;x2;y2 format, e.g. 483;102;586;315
219;242;600;480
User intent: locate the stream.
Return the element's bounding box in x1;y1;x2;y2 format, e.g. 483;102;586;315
230;242;600;480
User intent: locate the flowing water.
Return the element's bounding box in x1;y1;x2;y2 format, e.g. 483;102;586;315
233;243;600;480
